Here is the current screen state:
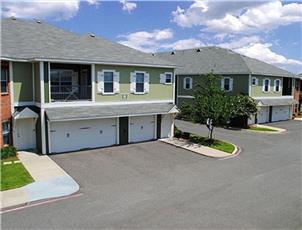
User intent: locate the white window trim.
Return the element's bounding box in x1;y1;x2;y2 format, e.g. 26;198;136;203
98;69;119;95
251;77;258;86
222;77;233;92
183;77;193;90
262;78;271;92
164;72;173;85
134;71;148;95
274;79;282;92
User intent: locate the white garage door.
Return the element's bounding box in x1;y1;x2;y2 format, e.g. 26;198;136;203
272;106;290;122
50;118;117;153
129;116;155;143
257;107;270;124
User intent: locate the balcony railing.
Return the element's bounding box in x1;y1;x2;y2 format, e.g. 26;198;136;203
51;85;92;102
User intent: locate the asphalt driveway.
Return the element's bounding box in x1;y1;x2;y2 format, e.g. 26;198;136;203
2;120;301;229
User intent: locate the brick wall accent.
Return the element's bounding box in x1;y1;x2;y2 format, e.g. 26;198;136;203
1;61;12;147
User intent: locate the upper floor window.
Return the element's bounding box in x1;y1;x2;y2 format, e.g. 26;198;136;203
104;71;114;93
130;71;149;94
1;68;8;93
160;72;173;84
251;77;258;86
97;70;120;95
221;77;233;92
274;79;281;92
263;79;270;92
136;73;144;93
165;73;172;84
183;77;193;90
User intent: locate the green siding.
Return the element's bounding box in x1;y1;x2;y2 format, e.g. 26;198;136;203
177;74;249;98
177;97;194;108
34;63;41;102
13;62;33;102
251;75;283;97
95;65;174;102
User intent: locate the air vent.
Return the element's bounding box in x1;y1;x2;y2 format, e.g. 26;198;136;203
36;20;41;24
196;48;201;52
90;34;95;38
171;51;175;55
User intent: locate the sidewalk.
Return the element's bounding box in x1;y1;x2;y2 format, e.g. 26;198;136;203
160;138;238;158
0;151;79;210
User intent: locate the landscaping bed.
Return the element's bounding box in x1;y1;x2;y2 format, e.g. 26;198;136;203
175;128;235;154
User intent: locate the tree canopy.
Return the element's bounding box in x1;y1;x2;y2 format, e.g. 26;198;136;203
180;72;257;140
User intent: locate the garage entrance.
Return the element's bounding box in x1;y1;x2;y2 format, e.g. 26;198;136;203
129;115;155;143
49;118;117;153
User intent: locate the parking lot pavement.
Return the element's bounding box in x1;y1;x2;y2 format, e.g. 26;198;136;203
2;120;301;229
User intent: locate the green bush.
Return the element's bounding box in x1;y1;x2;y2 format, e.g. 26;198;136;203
179;103;192;120
1;146;17;159
182;132;190;139
174;126;182;138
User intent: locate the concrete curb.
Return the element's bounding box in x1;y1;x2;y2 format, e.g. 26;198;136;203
160;138;239;159
0;152;79;211
245;124;287;134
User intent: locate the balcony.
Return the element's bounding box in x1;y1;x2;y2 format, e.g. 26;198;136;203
51;85;92;102
50;63;92;102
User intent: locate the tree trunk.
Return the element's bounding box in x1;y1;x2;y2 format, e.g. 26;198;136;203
209;126;214;141
206;118;214;141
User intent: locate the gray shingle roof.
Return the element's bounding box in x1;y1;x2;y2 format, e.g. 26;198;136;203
156;46;296;78
1;18;175;68
256;98;298;106
45;103;177;121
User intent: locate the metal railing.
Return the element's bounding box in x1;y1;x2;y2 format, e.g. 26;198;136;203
50;85;92;102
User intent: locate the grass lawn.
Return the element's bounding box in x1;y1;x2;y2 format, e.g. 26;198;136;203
248;126;277;132
1;160;34;191
189;134;235;154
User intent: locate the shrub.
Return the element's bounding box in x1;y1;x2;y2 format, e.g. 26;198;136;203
174;126;182;138
182;132;190;139
1;146;17;159
179;103;192;120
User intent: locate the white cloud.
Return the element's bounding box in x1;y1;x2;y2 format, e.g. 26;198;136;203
120;0;137;13
1;0;99;20
161;38;204;50
86;0;99;5
172;0;302;34
214;35;262;50
119;29;205;52
119;29;174;52
234;42;302;73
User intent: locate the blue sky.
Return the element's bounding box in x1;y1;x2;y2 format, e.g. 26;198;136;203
2;0;302;73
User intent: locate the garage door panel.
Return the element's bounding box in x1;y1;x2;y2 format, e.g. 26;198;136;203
129;116;155;143
272;106;290;122
50;118;117;153
257;107;269;124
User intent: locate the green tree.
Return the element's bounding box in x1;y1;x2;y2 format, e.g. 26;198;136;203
230;95;258;127
190;72;233;141
187;72;257;141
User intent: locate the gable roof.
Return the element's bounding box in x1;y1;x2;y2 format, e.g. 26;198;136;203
1;18;175;68
156;46;296;78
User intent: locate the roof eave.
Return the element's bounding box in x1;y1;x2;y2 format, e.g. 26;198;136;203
1;56;179;69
